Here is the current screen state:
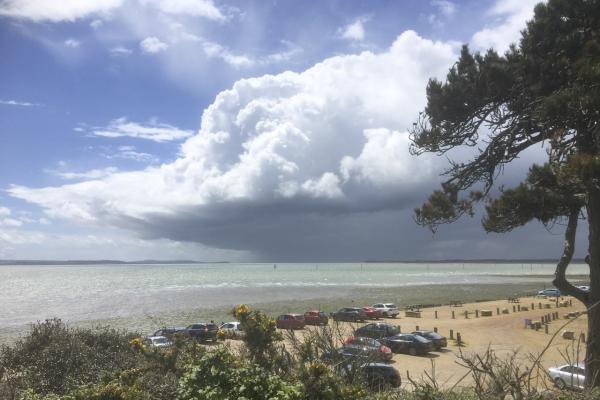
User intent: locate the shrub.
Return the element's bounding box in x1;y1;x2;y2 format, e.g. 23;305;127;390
178;346;301;400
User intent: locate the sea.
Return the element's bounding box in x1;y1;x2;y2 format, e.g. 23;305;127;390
0;262;588;332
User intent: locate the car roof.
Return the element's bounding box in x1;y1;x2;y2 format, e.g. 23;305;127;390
557;363;585;369
147;335;168;340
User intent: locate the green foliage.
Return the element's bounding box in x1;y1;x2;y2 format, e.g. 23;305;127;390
177;347;301;400
0;319;141;396
232;304;291;373
483;163;585;233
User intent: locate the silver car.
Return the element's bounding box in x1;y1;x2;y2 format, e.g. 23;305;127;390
144;335;173;348
548;363;585;390
372;303;399;318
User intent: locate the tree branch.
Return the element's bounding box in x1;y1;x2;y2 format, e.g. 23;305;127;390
552;207;590;305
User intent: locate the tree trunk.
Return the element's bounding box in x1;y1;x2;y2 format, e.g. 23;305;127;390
586;188;600;387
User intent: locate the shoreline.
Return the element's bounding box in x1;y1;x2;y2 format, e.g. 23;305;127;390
1;280;585;344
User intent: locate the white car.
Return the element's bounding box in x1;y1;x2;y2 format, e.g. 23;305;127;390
144;335;173;348
371;303;400;318
577;285;590;292
219;321;244;338
537;288;561;297
548;363;585;390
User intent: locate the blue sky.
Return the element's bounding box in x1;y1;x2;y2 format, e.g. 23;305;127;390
2;0;570;261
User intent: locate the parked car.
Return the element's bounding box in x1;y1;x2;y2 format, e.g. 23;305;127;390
577;285;590;292
355;323;401;339
219;321;244;338
331;307;367;322
276;313;306;330
537;288;561;297
548;364;585;390
344;336;393;362
342;363;401;390
379;333;434;356
184;323;219;342
143;335;173;348
152;327;185;338
371;303;400;318
412;330;447;350
362;306;382;319
304;310;329;325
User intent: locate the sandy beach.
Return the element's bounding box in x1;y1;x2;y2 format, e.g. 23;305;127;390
268;295;588;390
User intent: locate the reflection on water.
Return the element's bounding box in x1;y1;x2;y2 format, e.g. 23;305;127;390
0;262;587;328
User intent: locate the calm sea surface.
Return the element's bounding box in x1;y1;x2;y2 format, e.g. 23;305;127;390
0;262;588;329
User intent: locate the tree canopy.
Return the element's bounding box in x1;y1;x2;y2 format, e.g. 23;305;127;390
410;0;600;386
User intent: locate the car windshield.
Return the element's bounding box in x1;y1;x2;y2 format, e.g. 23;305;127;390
294;315;304;320
384;304;396;308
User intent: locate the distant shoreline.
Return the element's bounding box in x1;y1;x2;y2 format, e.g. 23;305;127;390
0;258;587;266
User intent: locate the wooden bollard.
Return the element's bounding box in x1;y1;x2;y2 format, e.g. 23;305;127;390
513;305;516;312
434;327;438;333
545;324;549;334
452;310;455;319
457;332;462;345
496;307;500;315
435;310;438;319
539;302;542;309
416;325;419;331
450;329;454;339
541;315;545;324
570;299;572;306
464;310;469;319
532;303;535;310
475;310;479;318
518;304;521;312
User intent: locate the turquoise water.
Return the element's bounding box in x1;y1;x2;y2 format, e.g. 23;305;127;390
0;262;587;329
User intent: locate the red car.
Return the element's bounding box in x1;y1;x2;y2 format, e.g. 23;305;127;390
304;310;329;325
362;306;382;319
276;314;306;330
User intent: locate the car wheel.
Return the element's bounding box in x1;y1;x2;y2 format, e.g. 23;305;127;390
554;378;567;390
408;347;417;356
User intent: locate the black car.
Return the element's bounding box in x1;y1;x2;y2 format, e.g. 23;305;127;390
153;327;185;338
184;323;219;342
355;323;401;339
361;363;402;390
412;330;447;350
379;333;434;356
331;307;367;322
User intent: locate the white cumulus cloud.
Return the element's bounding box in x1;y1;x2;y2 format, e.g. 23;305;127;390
0;99;42;107
10;31;458;257
142;0;225;21
340;19;366;41
140;36;169;53
471;0;541;52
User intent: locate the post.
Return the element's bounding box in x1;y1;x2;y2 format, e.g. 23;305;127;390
539;302;542;309
457;332;462;345
434;327;438;333
569;299;572;306
545;324;549;334
416;325;419;331
517;304;521;312
435;310;438;319
496;307;500;315
513;305;516;313
450;329;454;340
532;303;535;310
475;309;479;318
464;310;468;319
452;310;455;319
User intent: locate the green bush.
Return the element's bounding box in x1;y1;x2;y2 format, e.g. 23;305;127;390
0;319;141;396
178;347;301;400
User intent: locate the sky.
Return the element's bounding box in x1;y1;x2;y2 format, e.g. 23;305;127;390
0;0;581;262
